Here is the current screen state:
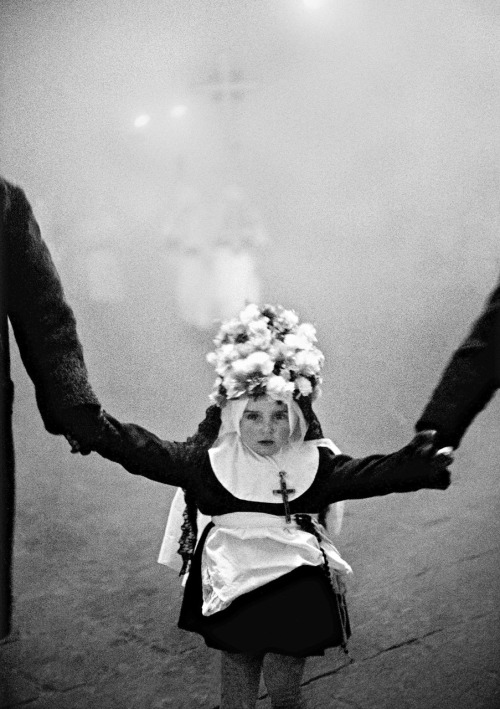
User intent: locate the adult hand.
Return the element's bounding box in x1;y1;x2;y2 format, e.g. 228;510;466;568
62;405;106;454
407;430;454;464
402;429;454;491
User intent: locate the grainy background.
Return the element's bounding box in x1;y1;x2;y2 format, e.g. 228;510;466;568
1;1;499;706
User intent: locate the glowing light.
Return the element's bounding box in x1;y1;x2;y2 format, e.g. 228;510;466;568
302;0;324;10
170;104;188;119
134;114;151;128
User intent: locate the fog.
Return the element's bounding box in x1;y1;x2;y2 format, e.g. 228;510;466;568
1;1;499;706
2;0;498;443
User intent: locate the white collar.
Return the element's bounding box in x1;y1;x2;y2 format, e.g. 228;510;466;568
209;435;321;502
208;397;341;501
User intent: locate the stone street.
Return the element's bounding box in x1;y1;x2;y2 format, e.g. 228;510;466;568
1;394;498;708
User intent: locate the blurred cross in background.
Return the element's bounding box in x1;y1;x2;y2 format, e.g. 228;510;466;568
197;53;255;152
165;54;266;329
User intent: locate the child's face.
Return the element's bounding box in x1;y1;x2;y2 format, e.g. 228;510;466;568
240;396;291;456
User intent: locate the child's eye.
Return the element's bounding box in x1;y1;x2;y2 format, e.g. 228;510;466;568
245;412;259;421
274;412;288;421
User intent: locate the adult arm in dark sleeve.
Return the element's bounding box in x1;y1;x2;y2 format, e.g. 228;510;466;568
320;431;452;504
415;277;500;449
4;181;102;443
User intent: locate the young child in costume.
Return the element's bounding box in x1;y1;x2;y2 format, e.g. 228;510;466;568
70;304;452;709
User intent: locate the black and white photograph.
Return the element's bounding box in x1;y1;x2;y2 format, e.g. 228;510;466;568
1;1;499;707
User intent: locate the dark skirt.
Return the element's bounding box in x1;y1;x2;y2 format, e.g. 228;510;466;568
178;524;351;657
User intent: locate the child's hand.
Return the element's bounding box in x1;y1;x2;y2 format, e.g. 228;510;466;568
405;430;454;489
65;433;88;455
62;407;110;455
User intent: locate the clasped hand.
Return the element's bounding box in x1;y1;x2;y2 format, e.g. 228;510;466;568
63;407;108;456
65;433;86;454
403;430;454;490
408;430;454;465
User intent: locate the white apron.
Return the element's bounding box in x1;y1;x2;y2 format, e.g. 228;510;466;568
200;511;352;616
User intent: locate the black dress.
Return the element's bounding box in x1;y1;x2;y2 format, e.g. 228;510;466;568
95;415;450;656
178;521;351;657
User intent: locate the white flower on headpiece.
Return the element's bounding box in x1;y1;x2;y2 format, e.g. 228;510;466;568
284;329;319;352
266;375;295;402
215;317;246;346
206;352;218;367
296;376;313;397
207;344;239;376
296;322;317;343
278;309;299;330
208;376;226;406
222;375;245;400
246;319;273;349
232;351;274;377
282;333;304;351
239;303;261;325
295;349;324;376
236;341;255;358
220;343;240;362
207;304;325;405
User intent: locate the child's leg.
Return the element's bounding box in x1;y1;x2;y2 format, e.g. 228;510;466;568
220;650;263;709
262;653;307;709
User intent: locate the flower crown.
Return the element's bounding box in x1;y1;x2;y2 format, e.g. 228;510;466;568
207;303;325;406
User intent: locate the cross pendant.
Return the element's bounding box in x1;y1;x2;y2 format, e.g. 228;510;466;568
273;470;295;523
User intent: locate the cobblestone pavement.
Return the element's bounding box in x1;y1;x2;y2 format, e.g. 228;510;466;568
1;401;499;709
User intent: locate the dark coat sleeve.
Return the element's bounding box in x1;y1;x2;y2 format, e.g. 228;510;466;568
92;416;451;497
2;180;100;435
317;443;450;505
415;277;500;448
91;413;191;488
